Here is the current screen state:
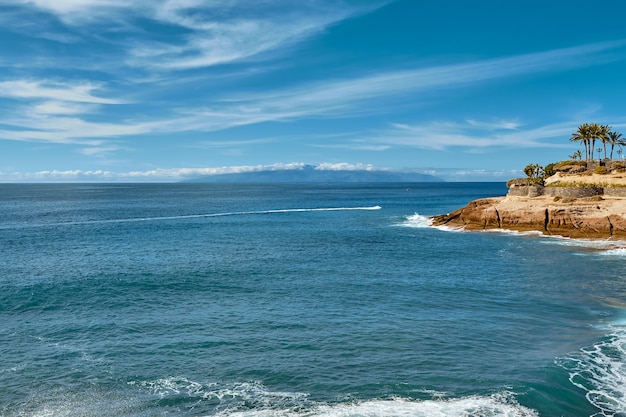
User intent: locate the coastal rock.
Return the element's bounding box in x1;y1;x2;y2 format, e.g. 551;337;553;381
431;196;626;239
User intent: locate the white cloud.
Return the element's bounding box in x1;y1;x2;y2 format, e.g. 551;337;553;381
8;0;385;70
315;162;380;171
13;0;131;25
0;32;623;156
170;41;626;130
30;101;97;115
0;80;124;104
78;145;123;156
18;0;127;14
131;11;354;70
465;119;521;130
359;120;578;151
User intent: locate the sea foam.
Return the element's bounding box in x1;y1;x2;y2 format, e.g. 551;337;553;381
401;213;626;256
214;394;538;417
128;379;539;417
557;326;626;416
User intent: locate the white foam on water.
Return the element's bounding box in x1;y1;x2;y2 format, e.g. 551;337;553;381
130;379;538;417
400;213;542;237
9;378;538;417
401;213;434;228
538;235;626;257
212;393;538;417
399;213;626;258
130;377;308;405
557;326;626;416
399;213;465;233
598;248;626;257
483;228;544;237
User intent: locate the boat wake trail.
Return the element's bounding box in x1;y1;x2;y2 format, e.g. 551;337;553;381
2;206;382;230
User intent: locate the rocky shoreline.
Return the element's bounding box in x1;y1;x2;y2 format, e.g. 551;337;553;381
431;194;626;240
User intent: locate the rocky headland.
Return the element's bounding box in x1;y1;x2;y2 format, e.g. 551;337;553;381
431;172;626;240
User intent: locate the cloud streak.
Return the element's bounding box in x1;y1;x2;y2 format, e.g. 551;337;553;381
8;0;385;70
219;40;626;120
0;80;124;104
363;119;578;151
0;40;622;150
1;40;624;150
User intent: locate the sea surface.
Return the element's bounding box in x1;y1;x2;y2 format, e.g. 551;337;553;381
1;182;625;417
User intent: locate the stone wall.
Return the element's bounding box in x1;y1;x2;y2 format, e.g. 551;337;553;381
507;185;604;198
507;185;542;197
604;187;626;197
545;186;604;198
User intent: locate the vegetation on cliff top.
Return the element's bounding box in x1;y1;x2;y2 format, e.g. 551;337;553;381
514;123;626;186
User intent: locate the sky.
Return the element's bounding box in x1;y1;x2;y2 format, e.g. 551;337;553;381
2;0;626;182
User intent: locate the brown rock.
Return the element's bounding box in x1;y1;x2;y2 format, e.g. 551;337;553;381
431;196;626;240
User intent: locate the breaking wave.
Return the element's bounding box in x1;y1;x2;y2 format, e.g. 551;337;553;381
557;325;626;416
7;378;538;417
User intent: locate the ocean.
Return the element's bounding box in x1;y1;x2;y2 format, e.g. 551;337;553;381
1;182;625;417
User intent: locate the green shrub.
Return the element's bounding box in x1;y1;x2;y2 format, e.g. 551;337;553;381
594;166;608;175
553;160;588;174
506;178;530;187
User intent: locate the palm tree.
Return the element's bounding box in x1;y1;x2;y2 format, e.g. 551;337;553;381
570;123;590;160
569;150;582;160
588;123;606;161
607;130;623;159
600;124;611;159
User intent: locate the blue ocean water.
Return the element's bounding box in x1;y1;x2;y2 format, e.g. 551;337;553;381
1;183;625;417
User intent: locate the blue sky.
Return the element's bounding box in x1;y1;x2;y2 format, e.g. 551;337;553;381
2;0;626;182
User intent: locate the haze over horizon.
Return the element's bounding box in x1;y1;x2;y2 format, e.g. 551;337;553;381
2;1;626;182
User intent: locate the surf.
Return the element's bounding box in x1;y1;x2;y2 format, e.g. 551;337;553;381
14;378;539;417
556;324;626;416
399;213;626;255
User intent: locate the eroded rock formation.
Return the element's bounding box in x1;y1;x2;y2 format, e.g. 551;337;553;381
431;196;626;239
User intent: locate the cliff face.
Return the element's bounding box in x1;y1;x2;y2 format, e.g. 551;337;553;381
431;197;626;239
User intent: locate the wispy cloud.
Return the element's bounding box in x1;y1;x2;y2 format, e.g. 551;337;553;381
316;162;380;171
2;2;626;159
216;41;626;121
8;0;386;70
1;38;624;150
133;3;362;70
0;80;124;104
78;145;124;157
428;168;523;181
363;120;577;151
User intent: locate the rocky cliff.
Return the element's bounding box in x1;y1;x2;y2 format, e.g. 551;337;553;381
431;196;626;239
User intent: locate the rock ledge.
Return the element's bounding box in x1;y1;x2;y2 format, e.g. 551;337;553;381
431;195;626;240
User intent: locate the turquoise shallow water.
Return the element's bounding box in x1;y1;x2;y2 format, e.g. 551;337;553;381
1;183;625;416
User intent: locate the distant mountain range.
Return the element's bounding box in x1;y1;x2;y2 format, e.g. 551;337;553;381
185;165;443;183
